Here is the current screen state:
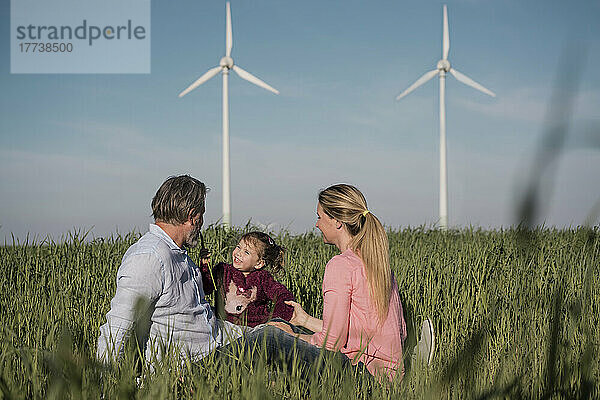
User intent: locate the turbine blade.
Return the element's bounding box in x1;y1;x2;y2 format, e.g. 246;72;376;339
395;69;439;100
443;5;450;60
232;65;279;95
178;66;222;97
226;2;233;57
449;68;496;97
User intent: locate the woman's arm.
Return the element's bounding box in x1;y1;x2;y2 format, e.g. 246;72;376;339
296;333;314;343
274;258;352;348
285;301;323;333
309;257;352;351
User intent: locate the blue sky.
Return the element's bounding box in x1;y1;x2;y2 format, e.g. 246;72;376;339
1;0;599;242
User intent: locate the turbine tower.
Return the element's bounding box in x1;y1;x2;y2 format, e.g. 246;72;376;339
396;5;495;230
179;2;279;227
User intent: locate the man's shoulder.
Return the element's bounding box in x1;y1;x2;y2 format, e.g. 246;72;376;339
124;230;176;262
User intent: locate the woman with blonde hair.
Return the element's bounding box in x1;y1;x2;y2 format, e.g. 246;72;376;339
282;184;408;379
254;183;415;381
239;184;433;380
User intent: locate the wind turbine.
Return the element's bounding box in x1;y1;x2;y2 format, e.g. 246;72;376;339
396;5;495;230
179;2;279;227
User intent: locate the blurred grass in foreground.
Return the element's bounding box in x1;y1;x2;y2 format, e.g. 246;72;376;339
0;225;598;399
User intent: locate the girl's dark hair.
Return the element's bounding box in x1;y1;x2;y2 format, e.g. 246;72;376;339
240;231;285;273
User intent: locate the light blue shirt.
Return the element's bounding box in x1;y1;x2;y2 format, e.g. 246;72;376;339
97;224;243;363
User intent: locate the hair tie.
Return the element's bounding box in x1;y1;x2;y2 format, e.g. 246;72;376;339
267;235;274;246
362;210;370;217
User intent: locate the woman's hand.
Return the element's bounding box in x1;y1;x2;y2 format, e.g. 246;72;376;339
286;301;324;333
267;321;295;335
285;300;310;328
266;322;313;343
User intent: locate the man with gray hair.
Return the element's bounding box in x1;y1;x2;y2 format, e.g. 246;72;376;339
97;175;242;364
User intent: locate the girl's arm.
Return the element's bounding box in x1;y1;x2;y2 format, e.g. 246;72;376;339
261;273;295;321
198;259;222;296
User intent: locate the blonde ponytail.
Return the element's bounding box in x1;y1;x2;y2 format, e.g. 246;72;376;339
318;184;392;322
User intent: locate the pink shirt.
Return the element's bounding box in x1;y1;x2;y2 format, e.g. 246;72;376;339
310;249;407;379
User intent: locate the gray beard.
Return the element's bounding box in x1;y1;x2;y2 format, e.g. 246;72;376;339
183;222;202;249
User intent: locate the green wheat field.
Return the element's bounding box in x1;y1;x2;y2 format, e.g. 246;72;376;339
1;225;598;399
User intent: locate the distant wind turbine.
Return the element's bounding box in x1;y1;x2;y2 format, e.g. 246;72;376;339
396;4;495;230
179;2;279;227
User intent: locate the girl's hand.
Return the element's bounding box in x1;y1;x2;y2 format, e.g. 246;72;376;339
199;249;211;268
285;300;310;328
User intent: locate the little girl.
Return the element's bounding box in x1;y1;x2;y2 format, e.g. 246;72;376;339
200;231;295;327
